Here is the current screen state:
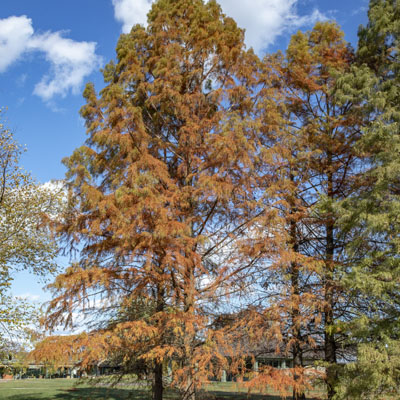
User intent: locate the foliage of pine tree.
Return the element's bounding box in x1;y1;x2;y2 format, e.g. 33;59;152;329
335;1;400;398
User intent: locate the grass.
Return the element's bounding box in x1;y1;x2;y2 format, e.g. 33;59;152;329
0;379;147;400
0;379;326;400
204;382;326;399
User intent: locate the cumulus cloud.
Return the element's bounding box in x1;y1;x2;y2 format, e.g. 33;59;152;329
0;15;34;72
111;0;327;53
112;0;152;33
28;32;100;100
219;0;327;52
0;15;102;102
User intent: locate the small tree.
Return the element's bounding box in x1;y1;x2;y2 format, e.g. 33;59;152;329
0;114;61;354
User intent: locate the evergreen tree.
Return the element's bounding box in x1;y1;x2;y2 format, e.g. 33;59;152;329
335;1;400;398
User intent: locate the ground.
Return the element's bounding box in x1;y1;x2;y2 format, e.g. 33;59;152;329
0;379;326;399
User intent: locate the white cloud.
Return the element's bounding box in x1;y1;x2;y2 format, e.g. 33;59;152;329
351;6;367;16
0;15;102;102
112;0;152;33
0;15;34;72
16;73;28;87
111;0;327;53
288;8;328;28
218;0;328;53
28;32;101;100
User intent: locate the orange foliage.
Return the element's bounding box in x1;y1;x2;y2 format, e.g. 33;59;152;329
37;4;364;399
43;1;265;399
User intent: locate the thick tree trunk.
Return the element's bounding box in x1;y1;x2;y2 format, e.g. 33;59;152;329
324;305;337;400
291;268;307;400
325;264;337;400
153;362;164;400
182;264;196;400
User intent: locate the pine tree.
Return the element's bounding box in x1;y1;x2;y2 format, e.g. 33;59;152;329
335;1;400;398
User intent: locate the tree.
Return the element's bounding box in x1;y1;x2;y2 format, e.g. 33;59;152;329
281;23;369;400
0;295;37;359
227;50;320;399
30;333;87;376
31;298;162;382
244;22;367;400
335;1;400;398
44;1;258;399
0;115;61;354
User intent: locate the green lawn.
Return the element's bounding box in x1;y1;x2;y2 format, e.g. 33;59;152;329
0;379;147;400
205;382;325;399
0;379;326;400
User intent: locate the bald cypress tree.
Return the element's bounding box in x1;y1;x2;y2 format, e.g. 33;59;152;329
239;22;367;400
44;1;258;399
281;23;365;400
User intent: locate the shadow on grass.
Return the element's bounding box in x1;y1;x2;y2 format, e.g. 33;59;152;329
3;385;324;400
3;387;152;400
202;390;324;400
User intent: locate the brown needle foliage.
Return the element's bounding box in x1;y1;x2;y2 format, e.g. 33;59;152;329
234;22;367;400
42;1;264;399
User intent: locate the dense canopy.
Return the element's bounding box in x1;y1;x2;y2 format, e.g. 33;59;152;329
2;1;399;400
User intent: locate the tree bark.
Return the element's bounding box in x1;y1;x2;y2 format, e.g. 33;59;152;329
153;284;165;400
289;179;306;400
182;262;196;400
325;156;337;400
291;245;306;400
153;361;164;400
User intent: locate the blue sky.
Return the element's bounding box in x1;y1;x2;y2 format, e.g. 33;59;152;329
1;0;368;307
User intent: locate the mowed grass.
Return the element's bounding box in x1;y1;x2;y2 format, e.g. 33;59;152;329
0;379;148;400
0;379;326;400
205;382;326;399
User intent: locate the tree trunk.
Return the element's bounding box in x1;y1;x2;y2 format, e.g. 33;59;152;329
325;267;337;400
153;361;163;400
290;190;306;400
153;284;165;400
325;160;337;400
292;339;306;400
325;305;337;400
182;264;196;400
291;266;307;400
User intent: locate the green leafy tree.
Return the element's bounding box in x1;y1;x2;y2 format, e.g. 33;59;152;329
0;114;61;355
